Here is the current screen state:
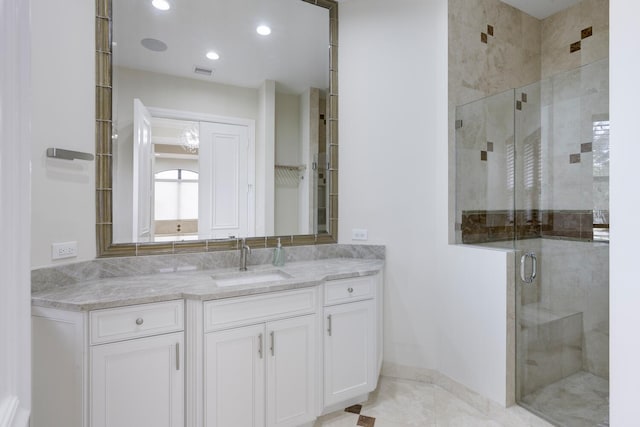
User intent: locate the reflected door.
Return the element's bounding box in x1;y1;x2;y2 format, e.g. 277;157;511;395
132;98;154;242
199;122;254;239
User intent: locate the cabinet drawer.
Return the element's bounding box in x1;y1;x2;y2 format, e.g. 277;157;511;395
324;276;375;306
204;288;316;332
90;300;184;345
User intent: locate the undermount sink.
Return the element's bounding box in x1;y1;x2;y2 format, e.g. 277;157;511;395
211;270;292;287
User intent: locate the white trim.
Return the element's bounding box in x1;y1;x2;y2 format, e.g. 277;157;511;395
147;106;255;129
0;396;18;427
0;396;29;427
0;0;31;419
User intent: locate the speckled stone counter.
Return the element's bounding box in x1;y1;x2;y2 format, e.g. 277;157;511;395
31;244;385;311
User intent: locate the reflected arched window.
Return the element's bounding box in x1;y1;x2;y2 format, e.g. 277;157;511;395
154;169;198;221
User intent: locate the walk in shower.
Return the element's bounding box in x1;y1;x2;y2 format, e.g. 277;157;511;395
455;58;609;427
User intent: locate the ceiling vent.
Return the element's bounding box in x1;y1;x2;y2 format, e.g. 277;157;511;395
193;66;213;76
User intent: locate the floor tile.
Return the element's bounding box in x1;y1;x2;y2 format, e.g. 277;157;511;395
316;376;556;427
360;377;437;426
315;411;360;427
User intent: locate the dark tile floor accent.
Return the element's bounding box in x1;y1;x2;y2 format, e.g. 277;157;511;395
357;415;376;427
344;405;376;426
345;404;363;415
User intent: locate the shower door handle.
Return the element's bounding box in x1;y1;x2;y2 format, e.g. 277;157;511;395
520;252;537;284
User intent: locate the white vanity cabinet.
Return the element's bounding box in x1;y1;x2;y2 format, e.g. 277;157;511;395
32;265;384;427
201;289;317;427
90;301;185;427
322;275;381;410
32;300;185;427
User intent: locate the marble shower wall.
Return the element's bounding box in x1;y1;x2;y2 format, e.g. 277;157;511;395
539;58;609;213
450;0;610;242
449;0;541;242
541;0;609;79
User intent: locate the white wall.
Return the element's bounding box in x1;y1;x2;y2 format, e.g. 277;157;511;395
339;0;512;405
1;0;31;422
339;0;446;372
30;0;95;268
274;92;301;234
257;81;276;236
609;2;640;424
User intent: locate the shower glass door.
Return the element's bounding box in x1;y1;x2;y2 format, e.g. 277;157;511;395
514;59;609;427
455;58;609;426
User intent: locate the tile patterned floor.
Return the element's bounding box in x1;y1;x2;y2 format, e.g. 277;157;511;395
314;376;554;427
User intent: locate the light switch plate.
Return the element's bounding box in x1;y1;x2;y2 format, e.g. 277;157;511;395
352;228;368;241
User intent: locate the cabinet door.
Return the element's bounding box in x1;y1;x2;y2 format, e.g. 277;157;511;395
266;315;316;427
90;332;184;427
205;324;266;427
324;300;375;407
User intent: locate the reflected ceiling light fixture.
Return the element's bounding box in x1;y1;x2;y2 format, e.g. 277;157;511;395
256;25;272;36
180;125;200;153
206;51;220;60
152;0;170;11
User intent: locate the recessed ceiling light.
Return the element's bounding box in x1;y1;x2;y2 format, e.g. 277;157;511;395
206;51;220;60
141;38;168;52
152;0;170;11
256;25;272;36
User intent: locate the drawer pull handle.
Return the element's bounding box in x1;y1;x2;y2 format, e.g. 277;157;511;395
347;287;354;293
135;318;144;326
176;343;180;371
258;333;263;359
270;331;275;356
327;315;332;336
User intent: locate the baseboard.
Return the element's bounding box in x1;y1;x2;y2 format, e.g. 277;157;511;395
0;396;29;427
380;361;549;426
382;361;503;411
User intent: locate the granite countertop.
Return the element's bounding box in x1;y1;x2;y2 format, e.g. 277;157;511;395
32;258;385;311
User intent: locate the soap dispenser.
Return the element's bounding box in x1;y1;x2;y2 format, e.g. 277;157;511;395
272;238;285;266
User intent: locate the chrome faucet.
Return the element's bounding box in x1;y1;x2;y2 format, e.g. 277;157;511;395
239;238;251;271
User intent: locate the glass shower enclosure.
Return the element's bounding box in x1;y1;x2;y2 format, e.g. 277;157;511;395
455;58;609;427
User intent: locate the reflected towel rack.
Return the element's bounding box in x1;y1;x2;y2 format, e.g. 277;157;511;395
275;164;306;187
46;148;95;161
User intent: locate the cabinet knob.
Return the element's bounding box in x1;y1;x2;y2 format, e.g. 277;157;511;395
347;287;354;293
135;317;144;325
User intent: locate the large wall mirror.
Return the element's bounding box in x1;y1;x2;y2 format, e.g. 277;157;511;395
96;0;339;257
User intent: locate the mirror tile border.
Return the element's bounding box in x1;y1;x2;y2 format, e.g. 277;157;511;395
95;0;339;257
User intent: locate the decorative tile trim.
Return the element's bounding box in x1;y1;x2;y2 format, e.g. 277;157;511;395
481;24;495;44
570;153;581;164
581;26;593;39
581;142;593;153
481;151;488;161
570;41;581;53
461;210;601;243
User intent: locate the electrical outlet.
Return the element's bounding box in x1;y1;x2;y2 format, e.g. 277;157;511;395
352;228;368;241
52;241;78;260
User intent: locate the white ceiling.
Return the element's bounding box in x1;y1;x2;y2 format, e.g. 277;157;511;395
500;0;583;19
113;0;330;94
